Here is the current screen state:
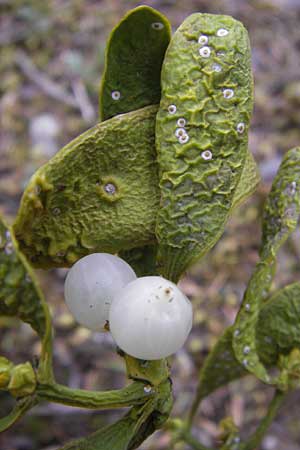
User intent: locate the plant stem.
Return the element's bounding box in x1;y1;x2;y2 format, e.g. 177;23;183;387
36;380;154;409
186;386;203;430
241;389;285;450
0;396;38;432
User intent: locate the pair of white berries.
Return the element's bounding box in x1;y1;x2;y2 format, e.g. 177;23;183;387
64;253;193;360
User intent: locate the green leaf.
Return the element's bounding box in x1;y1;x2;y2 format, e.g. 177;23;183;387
0;216;53;382
59;401;155;450
155;13;254;281
13;106;160;269
99;6;171;120
256;283;300;374
0;396;38;433
119;245;158;277
233;148;300;384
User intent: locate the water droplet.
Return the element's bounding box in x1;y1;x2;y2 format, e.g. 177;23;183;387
234;329;240;338
52;207;61;216
291;181;297;195
198;35;208;45
175;128;187;138
104;183;116;195
212;63;222;72
237;122;245;133
217;28;229;37
111;90;121;101
178;133;189;144
5;231;11;241
5;242;14;255
242;359;248;367
245;303;251;312
177;118;186;127
201;150;213;160
151;22;164;30
168;104;177;114
233;436;241;443
223;88;234;99
217;51;226;57
243;345;251;354
144;385;153;394
25;274;32;283
199;46;211;58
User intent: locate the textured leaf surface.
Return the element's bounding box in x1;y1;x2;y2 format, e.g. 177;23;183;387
256;283;300;369
13;106;160;268
99;6;171;120
0;215;53;383
233;147;300;383
155;13;253;281
0;216;50;338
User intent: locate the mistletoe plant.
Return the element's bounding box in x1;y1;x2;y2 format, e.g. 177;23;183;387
1;6;300;450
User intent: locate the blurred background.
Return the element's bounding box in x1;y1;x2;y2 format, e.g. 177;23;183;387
1;0;300;449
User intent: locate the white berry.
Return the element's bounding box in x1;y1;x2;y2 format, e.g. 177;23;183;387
109;276;193;360
64;253;136;332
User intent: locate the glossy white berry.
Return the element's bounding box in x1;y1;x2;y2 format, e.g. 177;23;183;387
109;276;193;360
64;253;136;332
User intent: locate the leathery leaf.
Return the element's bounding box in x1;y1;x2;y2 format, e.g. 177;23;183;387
13;106;160;269
233;147;300;384
190;282;300;417
99;6;171;276
99;6;171;120
59;379;172;450
256;282;300;389
0;215;52;382
155;13;253;281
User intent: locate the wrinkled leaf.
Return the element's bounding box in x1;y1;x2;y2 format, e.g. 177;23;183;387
256;282;300;373
155;13;254;281
0;215;52;382
13;106;160;269
233;147;300;383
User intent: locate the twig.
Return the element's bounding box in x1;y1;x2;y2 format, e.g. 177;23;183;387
241;389;286;450
16;50;96;123
71;79;96;123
